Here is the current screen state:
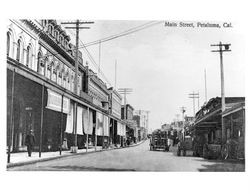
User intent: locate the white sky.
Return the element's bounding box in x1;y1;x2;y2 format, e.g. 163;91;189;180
64;20;245;131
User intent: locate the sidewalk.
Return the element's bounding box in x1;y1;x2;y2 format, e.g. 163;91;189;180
7;140;146;168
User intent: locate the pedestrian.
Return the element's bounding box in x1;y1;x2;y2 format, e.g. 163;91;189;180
25;130;35;157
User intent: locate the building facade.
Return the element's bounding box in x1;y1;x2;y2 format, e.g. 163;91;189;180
6;20;124;159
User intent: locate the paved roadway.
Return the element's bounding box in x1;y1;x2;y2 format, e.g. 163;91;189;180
8;139;244;171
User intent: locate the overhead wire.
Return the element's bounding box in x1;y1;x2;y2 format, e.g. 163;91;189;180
66;29;112;86
80;21;163;48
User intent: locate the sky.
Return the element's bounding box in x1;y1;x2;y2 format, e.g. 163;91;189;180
62;20;245;131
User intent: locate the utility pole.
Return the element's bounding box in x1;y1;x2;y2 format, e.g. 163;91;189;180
211;42;231;144
204;69;208;103
115;60;117;89
98;40;101;76
62;20;94;153
189;92;199;117
118;88;133;120
180;106;186;139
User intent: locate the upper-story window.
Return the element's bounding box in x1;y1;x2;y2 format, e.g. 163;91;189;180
45;58;51;79
57;64;62;86
51;62;57;82
71;72;75;92
16;39;22;62
54;30;59;42
26;45;32;67
59;35;64;45
37;51;44;75
64;40;68;49
65;70;70;90
42;20;48;27
7;32;11;56
48;25;54;36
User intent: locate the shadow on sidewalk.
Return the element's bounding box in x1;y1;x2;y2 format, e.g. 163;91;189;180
195;158;245;172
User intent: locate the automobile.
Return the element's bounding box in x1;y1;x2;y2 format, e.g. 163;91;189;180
150;129;170;152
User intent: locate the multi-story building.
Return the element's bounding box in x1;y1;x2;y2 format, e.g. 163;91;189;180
108;87;126;146
133;110;148;140
121;104;137;142
6;20;117;159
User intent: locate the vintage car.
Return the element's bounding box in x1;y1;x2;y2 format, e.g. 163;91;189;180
150;130;170;151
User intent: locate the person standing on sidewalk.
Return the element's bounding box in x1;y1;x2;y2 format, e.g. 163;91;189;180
25;130;35;157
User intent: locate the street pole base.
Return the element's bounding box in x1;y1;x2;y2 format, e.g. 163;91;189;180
70;146;78;153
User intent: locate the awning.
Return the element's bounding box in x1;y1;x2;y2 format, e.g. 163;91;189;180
46;89;70;114
86;110;94;135
65;103;74;133
103;115;109;136
96;112;103;136
76;106;84;135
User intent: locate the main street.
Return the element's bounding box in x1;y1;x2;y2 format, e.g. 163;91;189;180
8;140;244;171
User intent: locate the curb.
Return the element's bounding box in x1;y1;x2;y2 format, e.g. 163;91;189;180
7;139;147;169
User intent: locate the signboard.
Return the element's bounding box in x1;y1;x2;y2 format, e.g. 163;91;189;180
46;89;70;114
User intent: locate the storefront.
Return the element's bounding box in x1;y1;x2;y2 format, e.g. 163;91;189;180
7;70;70;152
222;102;245;159
192;97;245;159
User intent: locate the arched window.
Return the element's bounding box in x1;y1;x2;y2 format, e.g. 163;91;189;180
48;25;54;36
45;58;51;79
51;62;57;82
7;32;11;56
16;39;21;61
37;51;44;75
26;45;31;67
54;30;59;42
59;36;64;45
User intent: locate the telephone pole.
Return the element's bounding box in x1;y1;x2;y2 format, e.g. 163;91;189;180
211;42;231;144
180;106;186;130
115;60;117;89
118;88;133;119
62;20;94;153
204;69;208;103
188;92;199;117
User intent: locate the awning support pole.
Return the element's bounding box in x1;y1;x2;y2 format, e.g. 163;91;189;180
7;69;15;163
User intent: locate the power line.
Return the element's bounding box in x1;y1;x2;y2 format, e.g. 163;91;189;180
66;28;112;86
79;21;163;48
